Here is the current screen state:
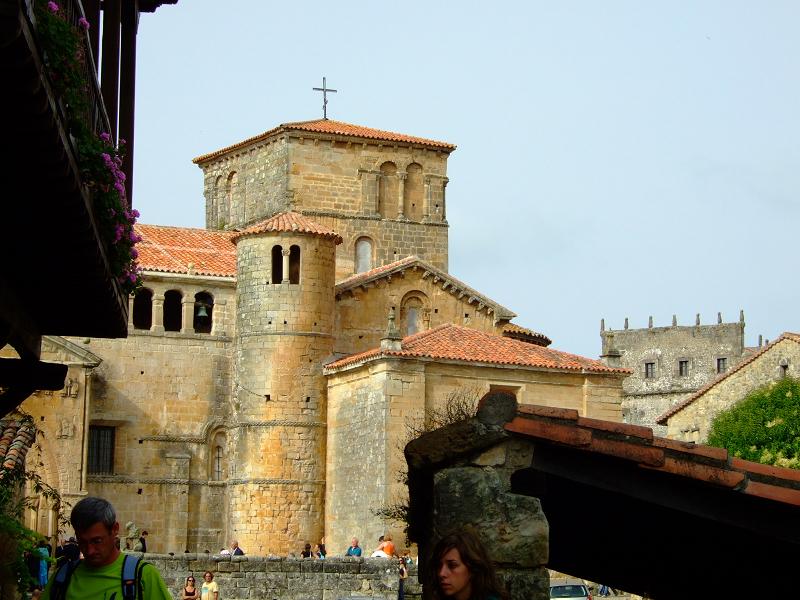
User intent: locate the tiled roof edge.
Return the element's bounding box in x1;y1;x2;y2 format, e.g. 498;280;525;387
335;257;516;320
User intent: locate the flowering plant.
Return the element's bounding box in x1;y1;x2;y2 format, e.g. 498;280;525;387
34;0;142;294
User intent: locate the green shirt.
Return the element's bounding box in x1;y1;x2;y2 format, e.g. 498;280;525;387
41;553;172;600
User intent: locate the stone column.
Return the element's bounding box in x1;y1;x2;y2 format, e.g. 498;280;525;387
441;177;448;220
211;299;225;336
281;248;290;284
163;453;190;553
397;172;406;218
151;293;165;333
127;295;135;333
423;176;432;221
180;298;195;334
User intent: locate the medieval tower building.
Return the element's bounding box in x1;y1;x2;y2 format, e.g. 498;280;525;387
9;118;629;555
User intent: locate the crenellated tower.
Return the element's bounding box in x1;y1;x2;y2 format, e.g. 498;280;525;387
229;211;341;554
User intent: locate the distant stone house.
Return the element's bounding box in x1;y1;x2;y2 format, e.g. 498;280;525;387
599;313;753;434
657;332;800;442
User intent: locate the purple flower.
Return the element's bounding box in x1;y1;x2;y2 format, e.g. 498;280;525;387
101;152;112;165
47;1;59;13
114;181;125;194
128;272;137;283
78;17;90;30
100;132;111;143
131;209;140;218
130;248;139;259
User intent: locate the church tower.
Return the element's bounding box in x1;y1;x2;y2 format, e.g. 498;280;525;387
193;119;456;280
229;211;342;554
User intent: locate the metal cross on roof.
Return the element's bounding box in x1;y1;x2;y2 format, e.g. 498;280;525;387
312;77;337;120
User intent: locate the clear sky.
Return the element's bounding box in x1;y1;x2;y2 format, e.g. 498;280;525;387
132;1;800;358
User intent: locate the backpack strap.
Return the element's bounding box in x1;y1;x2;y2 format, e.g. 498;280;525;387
51;559;81;600
121;554;141;600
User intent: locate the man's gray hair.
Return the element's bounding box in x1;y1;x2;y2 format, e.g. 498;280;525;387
71;497;117;532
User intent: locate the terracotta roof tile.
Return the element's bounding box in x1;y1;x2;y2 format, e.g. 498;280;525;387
136;224;237;278
231;212;343;244
324;324;630;374
335;257;516;320
656;332;800;425
193;119;455;164
504;405;800;506
502;323;552;347
0;416;35;477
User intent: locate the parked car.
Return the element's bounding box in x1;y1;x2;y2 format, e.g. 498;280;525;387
550;583;592;600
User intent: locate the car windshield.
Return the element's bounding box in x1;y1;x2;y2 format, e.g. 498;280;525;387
550;585;587;598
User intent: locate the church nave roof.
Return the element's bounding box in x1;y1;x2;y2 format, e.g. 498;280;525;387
135;224;237;277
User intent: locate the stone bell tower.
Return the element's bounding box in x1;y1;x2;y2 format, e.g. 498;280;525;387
229;211;341;554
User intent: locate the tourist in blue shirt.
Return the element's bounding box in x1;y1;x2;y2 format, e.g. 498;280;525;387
345;537;362;557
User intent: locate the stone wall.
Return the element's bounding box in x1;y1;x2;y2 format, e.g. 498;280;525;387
600;315;747;434
325;359;624;555
334;268;502;358
198;130;451;280
665;336;800;442
142;553;420;600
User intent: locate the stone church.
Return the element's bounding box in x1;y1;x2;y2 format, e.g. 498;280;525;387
12;118;629;556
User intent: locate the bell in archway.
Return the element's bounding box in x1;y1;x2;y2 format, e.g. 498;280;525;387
196;304;209;318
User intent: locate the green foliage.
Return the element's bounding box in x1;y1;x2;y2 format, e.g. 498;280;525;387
707;377;800;469
0;416;66;599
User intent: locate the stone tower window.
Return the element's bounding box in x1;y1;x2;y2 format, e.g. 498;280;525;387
87;425;115;475
193;291;214;334
378;162;398;218
404;163;424;221
678;360;689;377
289;245;300;284
163;290;183;332
716;357;727;374
215;175;226;228
355;237;373;273
400;292;429;336
271;245;283;284
213;445;223;480
132;288;153;330
225;171;238;222
644;362;656;379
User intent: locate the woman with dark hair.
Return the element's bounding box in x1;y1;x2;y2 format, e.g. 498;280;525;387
427;528;506;600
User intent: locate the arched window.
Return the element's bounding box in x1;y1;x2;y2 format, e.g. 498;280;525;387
213;445;224;481
271;245;283;284
404;163;423;221
193;291;214;334
225;171;238;224
378;162;397;218
132;288;153;330
210;431;226;481
215;175;227;228
355;237;373;273
289;245;300;284
163;290;182;332
400;292;429;336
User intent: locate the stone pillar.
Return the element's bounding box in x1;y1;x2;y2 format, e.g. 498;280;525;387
151;293;165;333
281;248;290;284
441;177;448;220
397;172;406;218
181;298;195;334
211;299;225;336
423;176;432;220
163;453;190;553
127;295;134;333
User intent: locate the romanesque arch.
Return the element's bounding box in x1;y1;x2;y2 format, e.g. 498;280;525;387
209;429;227;481
378;162;398;218
215;175;226;228
271;245;283;284
193;291;214;334
289;245;300;284
354;236;374;273
132;288;153;330
163;289;182;332
400;290;430;336
404;162;424;221
226;171;238;224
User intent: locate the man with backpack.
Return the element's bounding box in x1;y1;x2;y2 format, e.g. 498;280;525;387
41;497;171;600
